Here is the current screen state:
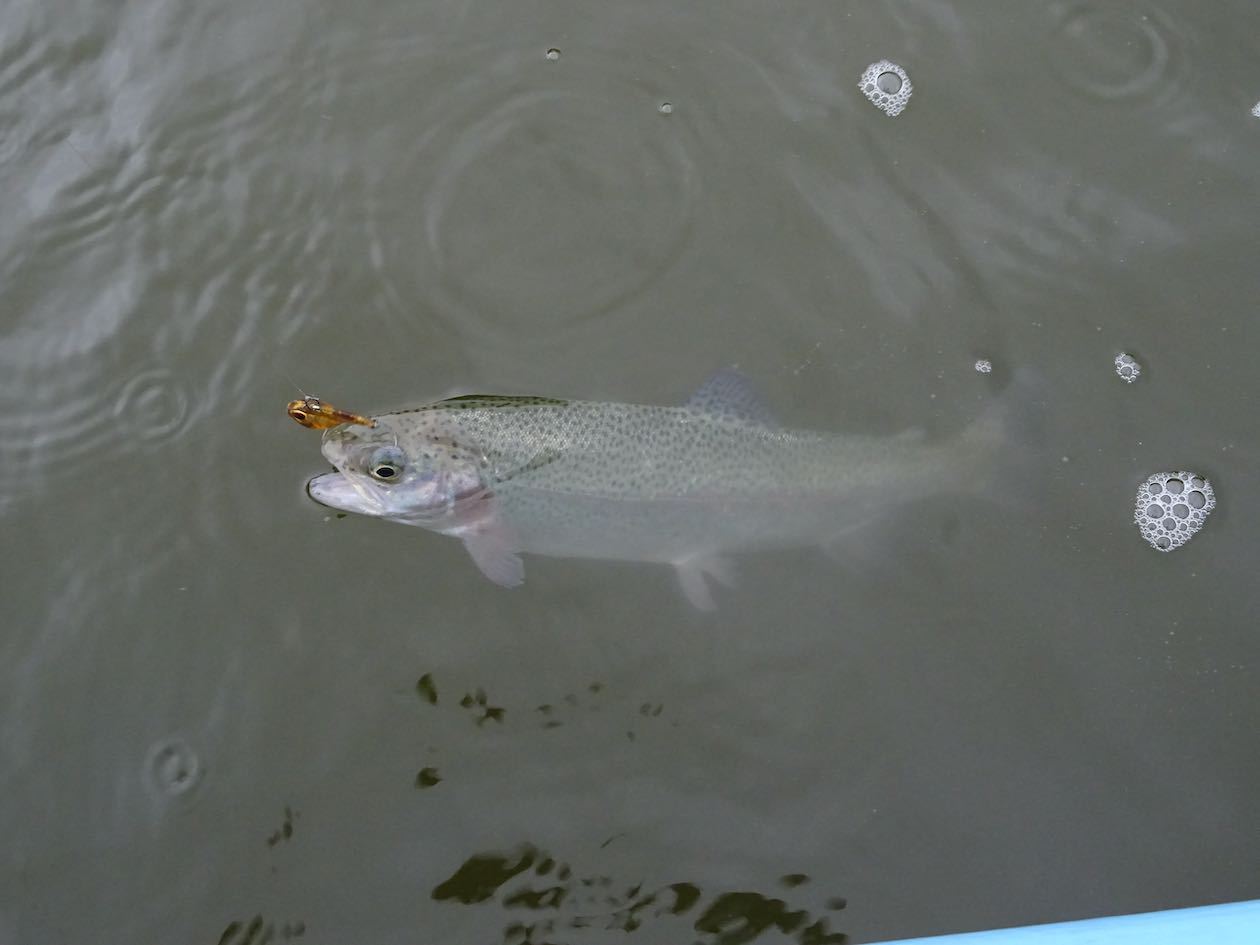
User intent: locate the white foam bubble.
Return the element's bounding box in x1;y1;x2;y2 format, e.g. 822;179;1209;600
1134;471;1216;552
974;359;993;375
1114;352;1141;383
1251;101;1260;118
859;61;913;117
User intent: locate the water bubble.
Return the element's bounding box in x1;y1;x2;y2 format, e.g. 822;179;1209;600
658;102;673;115
1114;352;1141;382
1251;102;1260;119
974;359;993;375
146;739;202;798
859;60;912;117
545;48;561;61
1134;471;1216;551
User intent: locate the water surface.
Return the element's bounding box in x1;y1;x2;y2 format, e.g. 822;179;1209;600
2;1;1259;942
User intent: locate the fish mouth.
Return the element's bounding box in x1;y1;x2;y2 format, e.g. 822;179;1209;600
306;471;384;516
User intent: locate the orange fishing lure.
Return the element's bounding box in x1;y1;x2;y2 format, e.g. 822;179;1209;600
287;396;375;430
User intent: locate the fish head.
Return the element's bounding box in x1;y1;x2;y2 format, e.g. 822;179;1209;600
307;416;484;525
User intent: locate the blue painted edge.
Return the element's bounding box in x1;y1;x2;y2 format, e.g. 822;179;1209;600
870;899;1260;945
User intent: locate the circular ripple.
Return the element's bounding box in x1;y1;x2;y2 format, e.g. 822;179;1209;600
422;84;698;340
145;738;203;799
1050;3;1181;103
0;363;196;506
333;43;701;347
113;368;190;443
0;38;317;505
0;374;116;506
1;33;702;511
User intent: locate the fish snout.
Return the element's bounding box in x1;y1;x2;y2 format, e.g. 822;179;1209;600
306;470;381;516
306;472;338;508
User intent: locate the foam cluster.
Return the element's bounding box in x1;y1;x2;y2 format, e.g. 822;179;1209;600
859;61;912;117
974;359;993;375
1114;352;1141;383
1135;471;1215;552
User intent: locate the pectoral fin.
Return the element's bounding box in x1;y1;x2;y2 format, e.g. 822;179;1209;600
450;494;525;588
462;525;524;588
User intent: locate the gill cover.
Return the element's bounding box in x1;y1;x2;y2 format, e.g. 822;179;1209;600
312;419;480;521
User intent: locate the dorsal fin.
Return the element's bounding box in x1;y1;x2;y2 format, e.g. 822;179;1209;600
436;394;569;408
685;369;777;426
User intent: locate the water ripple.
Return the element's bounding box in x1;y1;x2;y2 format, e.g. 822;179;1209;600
0;16;326;504
113;369;190;443
423;87;698;340
144;737;203;801
1049;2;1184;106
340;43;702;349
0;21;717;506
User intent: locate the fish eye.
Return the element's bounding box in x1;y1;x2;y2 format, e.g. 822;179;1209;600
367;446;406;482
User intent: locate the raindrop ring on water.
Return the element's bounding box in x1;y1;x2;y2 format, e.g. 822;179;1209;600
419;71;699;343
146;738;203;798
114;368;190;443
1050;2;1177;103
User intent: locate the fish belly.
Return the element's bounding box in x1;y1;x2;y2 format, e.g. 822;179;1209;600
494;486;885;565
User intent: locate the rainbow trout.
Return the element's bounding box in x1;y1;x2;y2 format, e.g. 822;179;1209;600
304;371;1020;609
